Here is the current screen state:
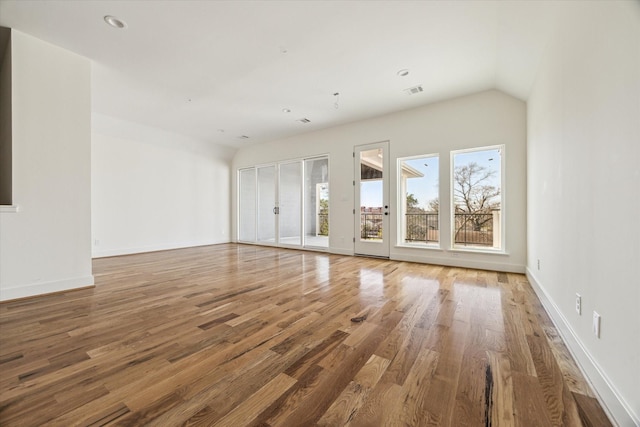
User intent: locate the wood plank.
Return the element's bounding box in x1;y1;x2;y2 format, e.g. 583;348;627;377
512;372;554;427
211;373;297;426
573;392;614;427
316;354;391;426
486;350;516;426
527;334;582;426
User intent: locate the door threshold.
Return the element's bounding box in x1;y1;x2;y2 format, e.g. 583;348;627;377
354;253;389;259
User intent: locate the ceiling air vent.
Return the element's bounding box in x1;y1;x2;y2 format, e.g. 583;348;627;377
404;85;424;95
297;118;311;124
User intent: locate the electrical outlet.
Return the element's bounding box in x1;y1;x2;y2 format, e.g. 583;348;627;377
593;311;601;338
537;259;540;270
94;239;100;246
575;294;581;315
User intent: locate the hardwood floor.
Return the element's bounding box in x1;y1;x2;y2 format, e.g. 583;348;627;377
0;244;611;426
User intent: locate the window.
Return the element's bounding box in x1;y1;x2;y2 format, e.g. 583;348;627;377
397;155;439;246
451;146;503;250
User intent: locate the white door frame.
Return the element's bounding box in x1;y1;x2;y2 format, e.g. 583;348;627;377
354;141;390;258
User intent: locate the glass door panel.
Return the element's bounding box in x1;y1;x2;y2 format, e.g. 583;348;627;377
257;165;277;244
279;162;302;247
238;168;256;242
304;157;329;248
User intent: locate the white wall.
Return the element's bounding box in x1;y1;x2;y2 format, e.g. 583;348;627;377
92;114;236;257
527;2;640;425
233;89;527;272
0;30;93;301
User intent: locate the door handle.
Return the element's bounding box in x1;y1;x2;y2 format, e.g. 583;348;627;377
273;207;279;215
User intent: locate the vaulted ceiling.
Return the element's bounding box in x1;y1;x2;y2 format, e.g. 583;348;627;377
0;1;561;147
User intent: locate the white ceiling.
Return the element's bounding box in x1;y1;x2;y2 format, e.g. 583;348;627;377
0;0;560;148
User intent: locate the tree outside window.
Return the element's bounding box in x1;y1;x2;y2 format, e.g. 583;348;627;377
452;147;502;249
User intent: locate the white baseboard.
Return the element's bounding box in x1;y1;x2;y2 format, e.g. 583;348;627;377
391;252;525;273
92;239;231;258
526;268;638;427
0;275;95;301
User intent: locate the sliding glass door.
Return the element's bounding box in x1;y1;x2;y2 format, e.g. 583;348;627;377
238;156;329;249
279;162;302;247
304;157;329;248
238;168;256;242
257;165;277;244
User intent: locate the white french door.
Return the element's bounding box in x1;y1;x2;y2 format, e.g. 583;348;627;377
354;141;390;257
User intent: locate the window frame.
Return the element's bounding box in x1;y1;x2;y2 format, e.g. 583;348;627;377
396;153;440;249
449;145;505;253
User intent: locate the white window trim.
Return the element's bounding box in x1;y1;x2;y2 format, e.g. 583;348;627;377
396;153;440;249
450;144;506;254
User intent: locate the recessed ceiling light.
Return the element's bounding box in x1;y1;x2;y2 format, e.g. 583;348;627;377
282;108;291;113
237;135;250;139
104;15;127;29
297;118;311;124
397;69;409;77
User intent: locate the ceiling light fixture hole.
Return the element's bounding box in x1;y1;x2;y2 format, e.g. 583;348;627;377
397;69;409;77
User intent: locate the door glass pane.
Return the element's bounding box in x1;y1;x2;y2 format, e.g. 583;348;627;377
257;166;276;243
452;146;502;249
304;157;329;248
238;168;256;242
360;148;384;241
279;162;302;246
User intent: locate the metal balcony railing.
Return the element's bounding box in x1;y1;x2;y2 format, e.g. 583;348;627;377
358;212;497;246
405;213;439;242
403;212;496;246
317;213;329;236
360;213;383;239
453;212;494;246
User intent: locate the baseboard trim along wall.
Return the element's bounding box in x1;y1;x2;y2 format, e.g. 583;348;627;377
526;268;638;427
92;240;231;259
0;275;95;302
392;252;525;273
